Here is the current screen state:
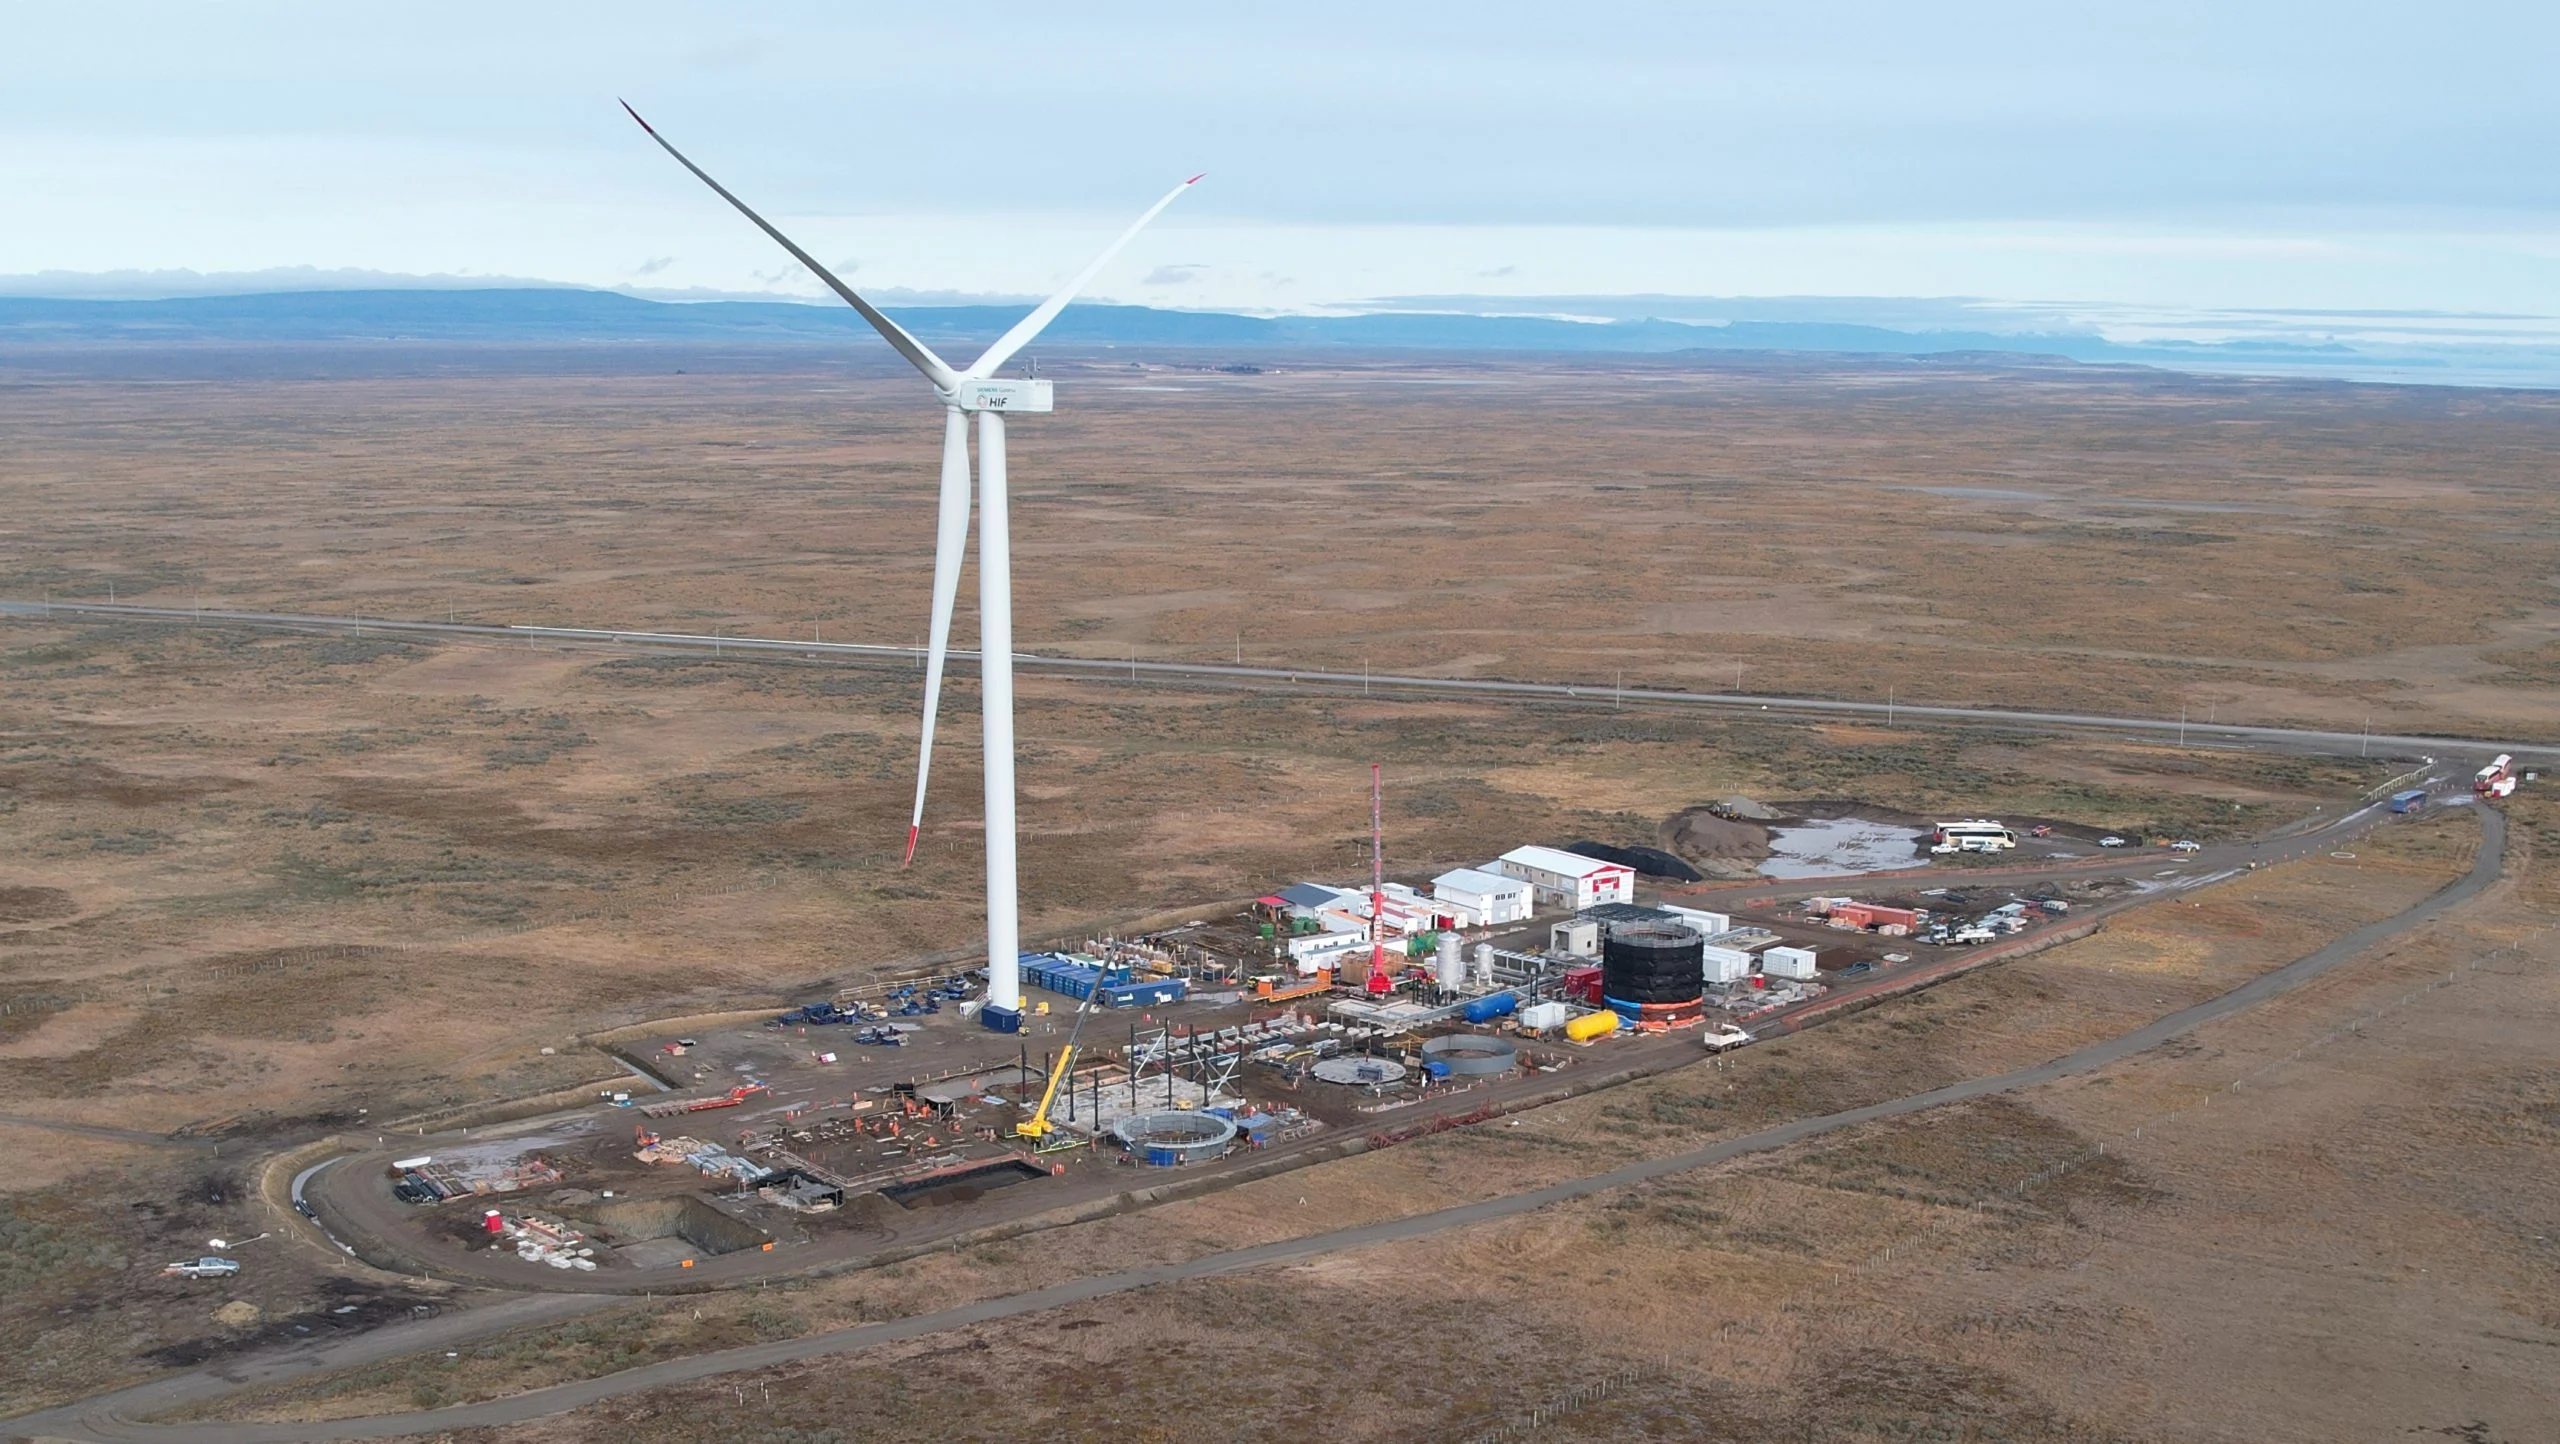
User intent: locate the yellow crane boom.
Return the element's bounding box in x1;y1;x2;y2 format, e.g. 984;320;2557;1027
1014;992;1099;1141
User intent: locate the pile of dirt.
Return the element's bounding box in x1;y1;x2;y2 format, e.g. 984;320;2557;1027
1661;807;1774;880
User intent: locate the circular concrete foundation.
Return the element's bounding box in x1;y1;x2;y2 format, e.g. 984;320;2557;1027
1420;1033;1520;1076
1311;1056;1409;1087
1110;1110;1238;1165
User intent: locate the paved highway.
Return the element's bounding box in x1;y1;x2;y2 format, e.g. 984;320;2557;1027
9;807;2507;1444
8;599;2551;764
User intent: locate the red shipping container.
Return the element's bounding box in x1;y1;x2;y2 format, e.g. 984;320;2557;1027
1563;966;1604;1004
1833;902;1918;931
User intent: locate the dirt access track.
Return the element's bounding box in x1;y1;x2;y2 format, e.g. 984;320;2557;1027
5;804;2510;1443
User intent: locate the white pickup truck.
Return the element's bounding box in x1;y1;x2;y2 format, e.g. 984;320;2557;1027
1702;1024;1755;1053
163;1256;241;1279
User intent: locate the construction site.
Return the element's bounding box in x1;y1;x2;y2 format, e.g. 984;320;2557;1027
302;763;2254;1291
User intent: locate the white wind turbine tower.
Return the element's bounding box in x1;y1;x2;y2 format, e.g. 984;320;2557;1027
624;102;1199;1034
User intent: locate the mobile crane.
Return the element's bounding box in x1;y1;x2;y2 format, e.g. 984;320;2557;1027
1013;992;1100;1150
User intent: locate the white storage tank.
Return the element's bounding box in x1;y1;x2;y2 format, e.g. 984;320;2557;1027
1701;945;1753;984
1762;945;1818;980
1516;1000;1570;1032
1473;942;1497;990
1436;931;1466;990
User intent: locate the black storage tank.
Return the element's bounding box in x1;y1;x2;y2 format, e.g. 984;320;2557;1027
1600;918;1706;1027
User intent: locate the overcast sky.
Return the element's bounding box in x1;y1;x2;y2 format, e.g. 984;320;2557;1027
4;2;2555;328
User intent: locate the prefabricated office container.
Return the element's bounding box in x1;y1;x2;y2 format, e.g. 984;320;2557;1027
1700;945;1754;984
1761;946;1818;980
1516;1001;1570;1031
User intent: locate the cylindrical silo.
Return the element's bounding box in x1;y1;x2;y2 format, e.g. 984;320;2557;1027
1600;919;1705;1029
1472;943;1496;991
1436;931;1465;990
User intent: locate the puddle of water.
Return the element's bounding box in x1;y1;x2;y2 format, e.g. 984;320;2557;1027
1759;818;1928;879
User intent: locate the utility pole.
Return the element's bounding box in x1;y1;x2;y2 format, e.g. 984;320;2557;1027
2362;715;2371;756
1887;685;1894;726
2179;705;2186;746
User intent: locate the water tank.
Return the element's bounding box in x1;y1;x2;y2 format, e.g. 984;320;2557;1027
1437;931;1465;990
1473;943;1496;990
1601;919;1705;1027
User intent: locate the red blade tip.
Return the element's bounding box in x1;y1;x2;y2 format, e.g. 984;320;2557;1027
901;824;920;867
1185;173;1207;185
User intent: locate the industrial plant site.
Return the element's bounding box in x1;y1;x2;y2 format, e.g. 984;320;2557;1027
297;784;2464;1291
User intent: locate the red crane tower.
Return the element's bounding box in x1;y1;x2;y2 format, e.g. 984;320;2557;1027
1364;762;1395;996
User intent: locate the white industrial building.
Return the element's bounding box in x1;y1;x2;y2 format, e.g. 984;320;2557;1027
1662;905;1731;937
1761;945;1819;980
1493;846;1635;911
1286;930;1372;973
1431;867;1534;927
1701;944;1754;984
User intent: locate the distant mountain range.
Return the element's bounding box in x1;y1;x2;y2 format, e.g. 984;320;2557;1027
1;288;2551;387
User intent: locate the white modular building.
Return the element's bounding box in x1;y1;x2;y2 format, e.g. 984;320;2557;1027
1662;905;1732;937
1431;867;1534;927
1762;946;1819;980
1493;846;1636;911
1286;930;1371;974
1701;944;1755;984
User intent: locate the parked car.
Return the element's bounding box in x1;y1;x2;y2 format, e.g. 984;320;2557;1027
2098;836;2127;848
163;1256;242;1279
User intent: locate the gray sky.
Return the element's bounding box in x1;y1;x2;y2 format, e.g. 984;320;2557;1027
4;2;2555;333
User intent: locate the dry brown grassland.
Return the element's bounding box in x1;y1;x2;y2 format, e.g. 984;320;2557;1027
0;348;2553;1431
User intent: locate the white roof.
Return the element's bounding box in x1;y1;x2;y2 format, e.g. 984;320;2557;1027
1499;845;1629;879
1433;866;1525;895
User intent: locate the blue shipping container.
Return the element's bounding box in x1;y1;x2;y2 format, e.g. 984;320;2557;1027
2390;789;2429;814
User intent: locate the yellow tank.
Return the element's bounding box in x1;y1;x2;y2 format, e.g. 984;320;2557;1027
1563;1010;1619;1042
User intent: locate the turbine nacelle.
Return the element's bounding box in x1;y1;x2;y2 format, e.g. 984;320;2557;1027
943;378;1055;414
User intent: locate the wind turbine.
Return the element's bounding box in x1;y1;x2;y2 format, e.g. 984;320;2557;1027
623;102;1199;1033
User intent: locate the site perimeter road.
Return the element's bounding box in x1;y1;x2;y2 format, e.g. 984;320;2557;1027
9;599;2553;763
9;808;2508;1444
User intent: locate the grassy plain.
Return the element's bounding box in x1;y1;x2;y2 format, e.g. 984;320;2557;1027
0;345;2553;1425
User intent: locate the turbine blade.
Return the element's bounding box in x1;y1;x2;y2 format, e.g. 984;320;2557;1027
964;173;1204;379
620;100;959;391
904;407;973;864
